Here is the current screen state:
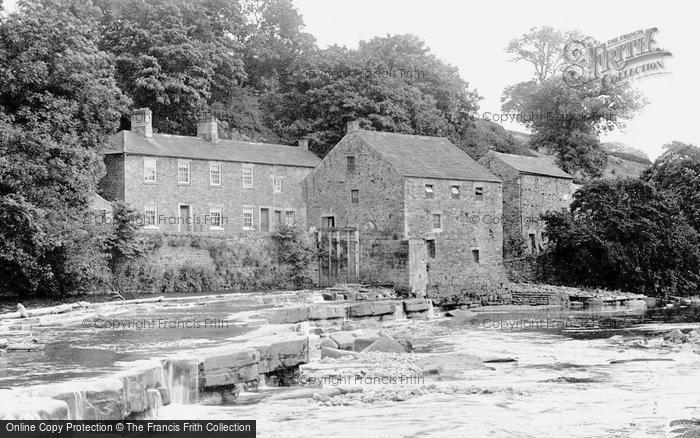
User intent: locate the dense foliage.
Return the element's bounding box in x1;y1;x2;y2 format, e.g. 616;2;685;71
541;179;700;297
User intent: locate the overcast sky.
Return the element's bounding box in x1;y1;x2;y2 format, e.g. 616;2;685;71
294;0;697;159
4;0;697;159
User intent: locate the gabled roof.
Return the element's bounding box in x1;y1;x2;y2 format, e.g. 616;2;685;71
103;131;321;168
487;151;573;179
355;130;500;183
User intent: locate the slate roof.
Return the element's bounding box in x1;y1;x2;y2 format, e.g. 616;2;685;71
103;131;321;168
488;151;573;179
356;130;501;183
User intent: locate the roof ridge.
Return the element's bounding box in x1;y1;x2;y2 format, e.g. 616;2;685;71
359;130;448;141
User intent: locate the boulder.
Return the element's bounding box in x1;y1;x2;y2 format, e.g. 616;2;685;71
663;329;686;343
321;347;360;359
201;349;259;387
361;337;405;354
257;338;309;374
308;305;347;320
329;331;355;350
403;299;431;314
347;301;395;318
352;337;379;352
319;338;338;349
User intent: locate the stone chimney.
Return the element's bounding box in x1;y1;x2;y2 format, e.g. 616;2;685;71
346;120;360;134
130;108;152;137
298;139;309;151
197;115;218;143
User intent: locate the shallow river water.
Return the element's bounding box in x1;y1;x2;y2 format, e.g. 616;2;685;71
158;311;700;438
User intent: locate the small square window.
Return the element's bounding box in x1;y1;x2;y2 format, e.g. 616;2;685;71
209;163;221;186
432;213;441;230
144;158;157;183
351;189;359;204
242;164;254;187
427;239;436;259
177;162;190;184
273;176;282;193
451;185;460;200
475;186;484;200
347;156;356;172
425;185;434;199
472;249;480;264
242;208;254;230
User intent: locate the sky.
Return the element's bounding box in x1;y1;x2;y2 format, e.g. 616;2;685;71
293;0;698;159
3;0;697;159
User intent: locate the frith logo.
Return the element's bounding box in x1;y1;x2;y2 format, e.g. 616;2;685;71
563;28;672;87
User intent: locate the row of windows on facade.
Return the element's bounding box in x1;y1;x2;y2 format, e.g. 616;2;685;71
425;239;481;263
143;158;283;192
347;185;485;205
141;204;296;231
345;157;485;201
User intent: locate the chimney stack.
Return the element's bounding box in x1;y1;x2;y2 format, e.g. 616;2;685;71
298;138;309;151
197;115;218;143
130;108;152;137
346;120;360;134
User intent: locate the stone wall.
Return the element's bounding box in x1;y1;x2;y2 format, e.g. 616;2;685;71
106;154;313;234
358;238;409;290
519;174;572;252
302;133;405;237
403;177;507;298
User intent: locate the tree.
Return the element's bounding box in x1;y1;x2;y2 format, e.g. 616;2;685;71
0;0;129;294
502;75;645;179
505;26;581;84
642;141;700;232
98;0;247;135
265;34;482;156
542;179;700;297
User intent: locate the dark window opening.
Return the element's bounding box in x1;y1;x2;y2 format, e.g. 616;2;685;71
351;189;359;204
472;249;480;264
347;156;355;172
529;233;537;254
475;186;484;201
451;185;460;199
322;216;335;228
425;184;434;199
427;240;436;258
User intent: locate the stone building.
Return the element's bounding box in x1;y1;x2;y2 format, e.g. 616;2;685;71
303;121;506;298
479;151;573;255
99;108;320;234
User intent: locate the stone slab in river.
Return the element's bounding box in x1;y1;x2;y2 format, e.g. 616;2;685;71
347;301;396;318
201;349;260;387
257;338;309;374
0;396;69;420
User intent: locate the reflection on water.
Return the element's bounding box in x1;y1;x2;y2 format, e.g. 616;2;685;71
158;307;700;438
0;300;265;386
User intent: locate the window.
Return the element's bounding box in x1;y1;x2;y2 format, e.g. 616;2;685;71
209;163;221;186
432;213;441;230
242;164;254;187
285;210;296;226
427;239;436;259
347;156;355;172
450;185;460;200
209;207;223;230
529;233;537;254
273;176;282;193
475;186;484;201
177;161;190;184
242;208;254;230
144;158;157;182
425;184;434;199
472;249;480;264
274;210;283;227
351;189;359;204
144;203;158;229
322;216;335;228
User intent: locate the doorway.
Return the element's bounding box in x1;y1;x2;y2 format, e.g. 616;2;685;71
179;205;192;232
